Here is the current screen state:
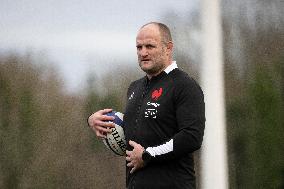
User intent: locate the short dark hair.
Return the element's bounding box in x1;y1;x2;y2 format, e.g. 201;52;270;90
141;22;172;44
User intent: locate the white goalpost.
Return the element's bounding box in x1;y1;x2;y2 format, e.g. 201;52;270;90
200;0;229;188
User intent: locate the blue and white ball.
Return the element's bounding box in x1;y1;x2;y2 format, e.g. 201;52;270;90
102;111;126;156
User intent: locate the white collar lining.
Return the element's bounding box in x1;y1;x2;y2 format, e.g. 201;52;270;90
164;61;178;74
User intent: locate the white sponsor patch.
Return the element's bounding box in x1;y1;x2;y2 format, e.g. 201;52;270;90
145;102;160;118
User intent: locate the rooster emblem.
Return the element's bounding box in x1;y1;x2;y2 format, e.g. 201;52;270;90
151;88;163;100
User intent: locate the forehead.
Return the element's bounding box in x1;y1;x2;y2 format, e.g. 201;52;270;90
136;25;161;44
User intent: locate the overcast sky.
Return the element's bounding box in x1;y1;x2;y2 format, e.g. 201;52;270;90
0;0;199;92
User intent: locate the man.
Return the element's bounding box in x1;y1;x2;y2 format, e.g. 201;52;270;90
88;22;205;189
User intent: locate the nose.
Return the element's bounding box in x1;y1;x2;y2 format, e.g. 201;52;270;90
139;46;148;57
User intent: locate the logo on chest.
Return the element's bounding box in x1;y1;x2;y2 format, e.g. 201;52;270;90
151;88;163;100
145;88;163;119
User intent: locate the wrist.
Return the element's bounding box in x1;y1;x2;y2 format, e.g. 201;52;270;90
142;149;153;166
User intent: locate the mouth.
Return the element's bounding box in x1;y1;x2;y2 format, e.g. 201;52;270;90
141;59;151;63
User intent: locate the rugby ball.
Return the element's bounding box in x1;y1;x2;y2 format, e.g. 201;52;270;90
102;111;126;156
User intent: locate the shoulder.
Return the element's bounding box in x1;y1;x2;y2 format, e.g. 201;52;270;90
168;69;204;98
127;77;145;93
169;69;202;89
129;77;145;88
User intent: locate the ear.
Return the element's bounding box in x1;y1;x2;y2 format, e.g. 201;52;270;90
166;41;173;54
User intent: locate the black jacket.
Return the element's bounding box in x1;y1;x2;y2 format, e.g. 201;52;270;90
124;68;205;189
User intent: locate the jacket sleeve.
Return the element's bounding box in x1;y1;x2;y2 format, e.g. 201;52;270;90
146;77;205;163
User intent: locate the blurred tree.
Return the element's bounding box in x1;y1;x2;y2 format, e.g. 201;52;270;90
223;0;284;188
248;63;283;187
0;53;128;189
0;55;41;188
162;10;201;81
84;74;104;149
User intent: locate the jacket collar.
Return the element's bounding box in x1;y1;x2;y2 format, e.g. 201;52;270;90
144;61;178;84
164;61;178;74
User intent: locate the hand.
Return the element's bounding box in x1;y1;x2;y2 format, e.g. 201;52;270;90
126;140;145;174
88;109;115;138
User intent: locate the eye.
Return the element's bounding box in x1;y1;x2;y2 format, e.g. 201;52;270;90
146;44;155;49
136;45;142;50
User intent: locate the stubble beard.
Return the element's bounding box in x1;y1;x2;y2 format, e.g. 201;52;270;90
139;60;165;76
139;49;167;76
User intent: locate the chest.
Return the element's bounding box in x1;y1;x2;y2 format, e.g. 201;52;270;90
126;80;175;120
124;79;178;145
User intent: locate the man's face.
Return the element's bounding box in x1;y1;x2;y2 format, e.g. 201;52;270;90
136;25;168;76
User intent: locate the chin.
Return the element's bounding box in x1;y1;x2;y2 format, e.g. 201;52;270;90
142;67;159;76
140;66;150;73
140;63;152;71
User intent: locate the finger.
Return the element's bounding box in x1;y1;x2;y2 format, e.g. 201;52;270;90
93;120;115;129
126;150;132;156
95;125;112;133
129;140;137;147
101;115;115;121
96;120;115;128
127;162;133;167
126;156;131;161
102;121;115;128
96;130;107;139
130;167;136;174
99;109;113;114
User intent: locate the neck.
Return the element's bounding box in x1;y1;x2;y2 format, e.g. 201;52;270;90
147;71;162;80
147;59;173;79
